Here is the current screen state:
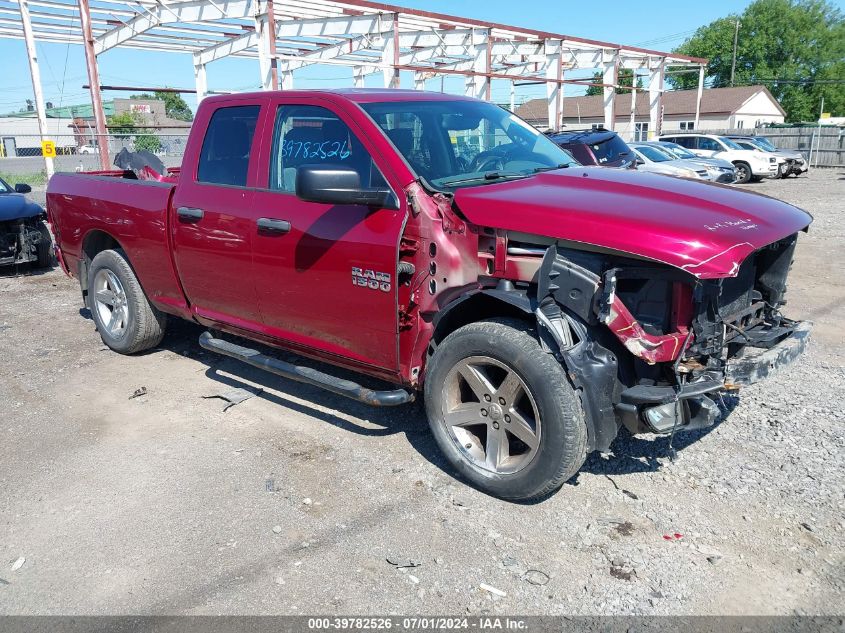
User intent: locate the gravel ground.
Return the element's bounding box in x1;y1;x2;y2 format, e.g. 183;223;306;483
0;170;843;616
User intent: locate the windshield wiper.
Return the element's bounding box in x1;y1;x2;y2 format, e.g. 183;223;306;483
439;171;527;187
533;163;570;173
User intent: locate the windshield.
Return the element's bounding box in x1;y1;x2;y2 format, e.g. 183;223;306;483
719;136;744;150
661;143;696;159
588;134;631;165
0;177;10;193
748;137;777;152
633;145;673;163
360;100;578;190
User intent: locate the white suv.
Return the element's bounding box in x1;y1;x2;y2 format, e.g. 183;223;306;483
658;133;779;184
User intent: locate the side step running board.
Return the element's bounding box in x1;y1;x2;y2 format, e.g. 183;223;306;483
199;331;414;407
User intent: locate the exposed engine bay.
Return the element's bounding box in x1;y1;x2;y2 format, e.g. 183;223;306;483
0;216;51;267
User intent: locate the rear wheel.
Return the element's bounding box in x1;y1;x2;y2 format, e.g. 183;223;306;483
87;248;166;354
733;161;751;184
424;318;587;501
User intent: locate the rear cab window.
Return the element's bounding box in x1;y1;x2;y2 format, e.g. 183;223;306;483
589;134;631;165
196;105;261;186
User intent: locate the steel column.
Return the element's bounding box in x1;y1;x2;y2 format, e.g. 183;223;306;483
602;57;617;130
194;62;207;103
629;79;637;141
353;66;366;88
382;15;400;88
18;0;53;178
78;0;109;170
648;61;664;141
694;65;704;130
545;40;562;132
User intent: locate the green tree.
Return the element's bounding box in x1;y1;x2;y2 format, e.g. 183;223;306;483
134;134;162;153
670;0;844;121
131;90;194;121
585;68;644;96
107;111;138;138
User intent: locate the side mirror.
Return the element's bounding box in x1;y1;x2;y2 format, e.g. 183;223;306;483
295;165;398;210
635;158;645;166
14;183;32;194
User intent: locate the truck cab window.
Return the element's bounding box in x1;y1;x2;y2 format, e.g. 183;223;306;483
196;105;260;186
269;105;386;192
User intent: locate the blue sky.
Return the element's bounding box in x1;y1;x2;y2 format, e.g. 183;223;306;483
1;0;840;114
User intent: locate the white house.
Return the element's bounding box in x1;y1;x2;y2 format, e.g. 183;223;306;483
516;85;787;140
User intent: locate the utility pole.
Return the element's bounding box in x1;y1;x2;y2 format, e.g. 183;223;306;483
730;19;740;87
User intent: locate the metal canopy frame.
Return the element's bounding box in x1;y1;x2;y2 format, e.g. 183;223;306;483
3;0;707;172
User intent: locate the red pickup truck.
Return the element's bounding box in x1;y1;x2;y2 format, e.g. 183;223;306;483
47;89;812;501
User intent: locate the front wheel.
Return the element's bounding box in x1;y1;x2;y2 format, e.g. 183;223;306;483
733;161;751;184
424;318;587;501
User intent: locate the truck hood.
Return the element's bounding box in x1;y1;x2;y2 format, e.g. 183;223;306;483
0;193;43;222
452;167;812;279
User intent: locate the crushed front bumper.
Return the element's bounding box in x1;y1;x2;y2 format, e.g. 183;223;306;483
617;320;811;434
725;320;812;387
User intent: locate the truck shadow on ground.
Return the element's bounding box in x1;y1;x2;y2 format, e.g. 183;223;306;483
156;318;451;468
126;318;742;497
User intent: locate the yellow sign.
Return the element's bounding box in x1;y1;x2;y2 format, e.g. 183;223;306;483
821;112;831;119
41;140;56;158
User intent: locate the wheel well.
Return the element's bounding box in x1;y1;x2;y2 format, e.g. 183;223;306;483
79;230;122;296
430;292;533;351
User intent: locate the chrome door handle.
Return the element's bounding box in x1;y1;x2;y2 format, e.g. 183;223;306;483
257;218;291;234
176;206;204;221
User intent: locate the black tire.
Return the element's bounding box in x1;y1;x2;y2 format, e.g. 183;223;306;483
776;164;786;179
35;221;52;268
87;248;166;354
424;318;587;501
733;161;751;184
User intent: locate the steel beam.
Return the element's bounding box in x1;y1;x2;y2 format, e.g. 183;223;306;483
381;15;399;88
78;0;109;170
18;0;53;177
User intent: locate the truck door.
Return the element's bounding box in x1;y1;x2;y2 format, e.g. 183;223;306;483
171;101;265;327
250;101;407;372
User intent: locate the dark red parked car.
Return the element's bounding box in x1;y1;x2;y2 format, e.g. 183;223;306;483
47;90;812;501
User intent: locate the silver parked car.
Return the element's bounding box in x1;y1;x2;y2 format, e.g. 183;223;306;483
651;141;736;183
630;143;710;179
726;136;808;178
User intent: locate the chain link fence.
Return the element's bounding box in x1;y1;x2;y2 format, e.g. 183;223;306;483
0;133;189;179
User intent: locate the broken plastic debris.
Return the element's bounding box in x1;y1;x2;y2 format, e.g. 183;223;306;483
128;387;147;400
10;557;25;571
479;583;506;597
202;387;262;411
662;533;684;541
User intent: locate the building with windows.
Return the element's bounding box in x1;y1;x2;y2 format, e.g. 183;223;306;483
515;85;786;140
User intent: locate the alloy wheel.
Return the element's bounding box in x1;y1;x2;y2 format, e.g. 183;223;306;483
441;356;541;474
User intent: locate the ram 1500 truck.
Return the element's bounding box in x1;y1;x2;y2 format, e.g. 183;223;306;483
46;90;812;501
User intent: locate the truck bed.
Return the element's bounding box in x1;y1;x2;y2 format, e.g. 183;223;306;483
46;172;189;316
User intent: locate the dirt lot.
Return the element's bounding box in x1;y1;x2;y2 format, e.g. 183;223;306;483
1;171;843;616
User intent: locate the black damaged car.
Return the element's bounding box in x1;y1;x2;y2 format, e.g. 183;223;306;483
0;176;52;268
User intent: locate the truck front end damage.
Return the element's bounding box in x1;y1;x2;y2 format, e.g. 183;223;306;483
531;234;810;452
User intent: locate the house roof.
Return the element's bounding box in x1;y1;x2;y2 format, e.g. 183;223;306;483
516;85;787;124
